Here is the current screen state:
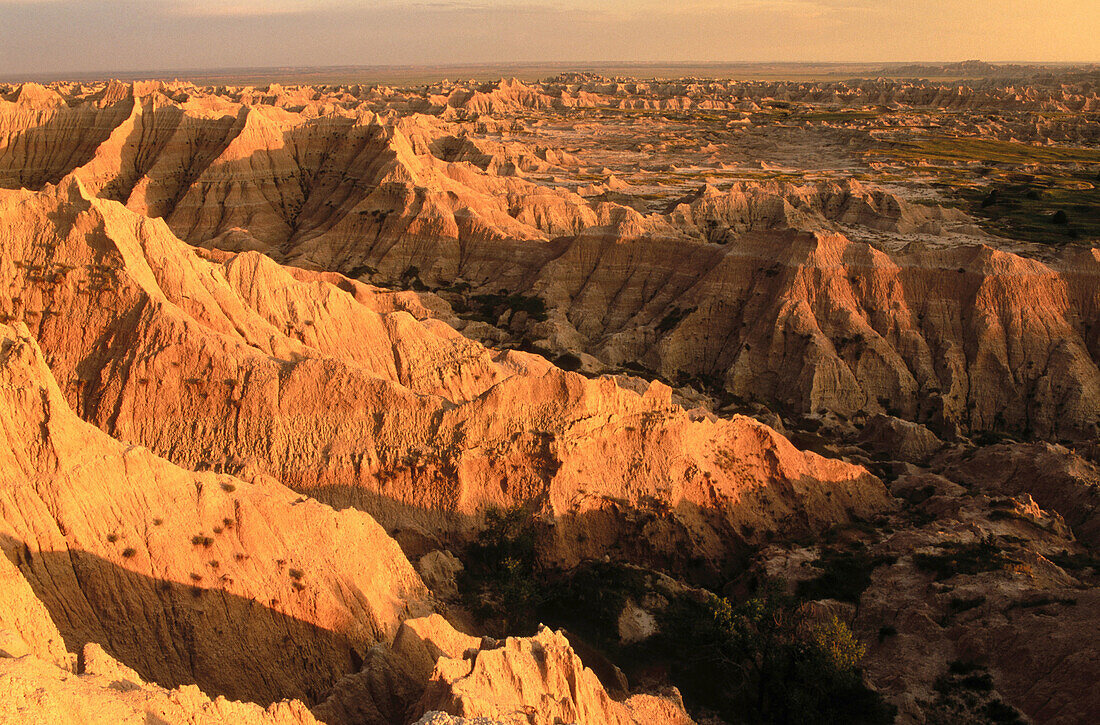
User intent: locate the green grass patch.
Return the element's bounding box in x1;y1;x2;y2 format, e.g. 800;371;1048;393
879;136;1100;165
957;175;1100;245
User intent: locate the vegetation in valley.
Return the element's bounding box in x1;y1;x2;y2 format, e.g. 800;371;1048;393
649;588;895;724
958;172;1100;245
460;505;896;724
925;661;1027;725
913;538;1021;580
797;546;897;604
882;136;1100;165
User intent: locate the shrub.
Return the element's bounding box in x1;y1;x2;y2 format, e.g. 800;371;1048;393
121;547;137;558
461;505;542;634
466;293;549;323
652;586;895;724
814;616;866;671
929;661;1026;725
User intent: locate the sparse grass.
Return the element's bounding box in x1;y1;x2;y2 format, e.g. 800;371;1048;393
958;174;1100;246
794;108;887;122
880;136;1100;165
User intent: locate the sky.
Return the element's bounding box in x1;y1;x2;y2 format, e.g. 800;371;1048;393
1;0;1097;77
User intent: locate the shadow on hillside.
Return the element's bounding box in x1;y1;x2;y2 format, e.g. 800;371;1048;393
0;532;365;708
306;472;862;590
0;98;136;190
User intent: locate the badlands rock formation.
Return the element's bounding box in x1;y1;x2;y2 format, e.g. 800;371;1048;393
413;625;693;725
2;77;1096;440
0;67;1096;724
0;279;699;723
0;644;321;725
0;321;430;705
0;178;890;580
315;614;692;725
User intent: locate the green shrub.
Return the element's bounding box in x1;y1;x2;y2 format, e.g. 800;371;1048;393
652;586;895;724
461;505;543;634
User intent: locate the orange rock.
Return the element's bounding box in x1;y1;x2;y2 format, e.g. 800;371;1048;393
0;322;430;706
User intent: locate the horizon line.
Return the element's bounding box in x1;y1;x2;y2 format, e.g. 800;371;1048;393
4;58;1099;85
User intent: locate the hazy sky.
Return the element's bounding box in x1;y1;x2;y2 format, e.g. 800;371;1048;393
1;0;1097;76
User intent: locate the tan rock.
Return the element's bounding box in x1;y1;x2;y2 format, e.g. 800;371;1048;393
0;322;430;705
413;625;694;725
0;649;320;725
0;180;890;580
418;551;465;600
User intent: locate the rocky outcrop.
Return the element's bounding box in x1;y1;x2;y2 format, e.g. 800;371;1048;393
0;321;430;706
316;614;694;725
0;644;320;725
762;452;1100;724
945;442;1100;547
858;414;944;464
0;554;71;668
413;624;694;725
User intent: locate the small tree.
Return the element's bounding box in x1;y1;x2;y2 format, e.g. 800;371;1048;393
461;505;542;635
655;585;894;724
